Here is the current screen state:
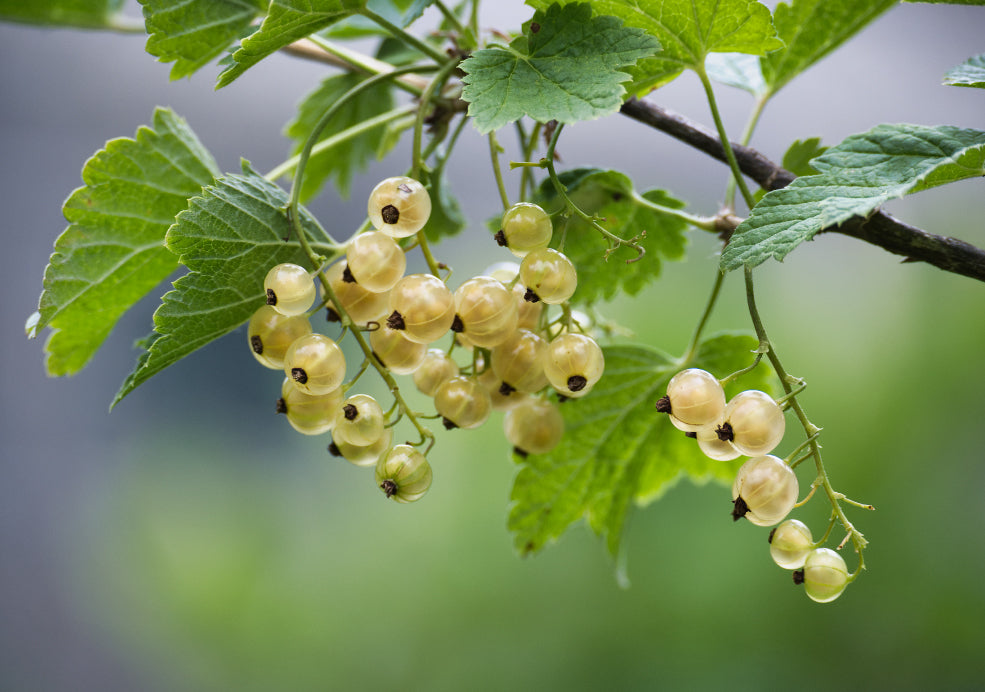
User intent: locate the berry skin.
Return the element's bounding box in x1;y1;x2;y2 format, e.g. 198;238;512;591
332;426;393;468
800;548;849;603
376;444;433;503
512;282;543;331
434;376;492;430
248;305;313;369
453;276;519;348
731;455;799;527
769;519;814;570
345;230;406;292
718;390;786;457
695;426;742;461
283;333;346;395
413;348;460;397
278;377;343;435
368;176;431;238
332;394;385;447
388;273;456;344
370;323;428;375
519;248;577;304
497;203;553;257
323;261;391;325
542;333;604;398
504;397;564;456
264;263;315;316
491;328;549;395
477;363;527;411
659;368;726;433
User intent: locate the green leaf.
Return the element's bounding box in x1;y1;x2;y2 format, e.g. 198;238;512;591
721;124;985;272
761;0;896;94
903;0;985;4
285;74;397;201
526;0;782;91
0;0;126;29
217;0;368;88
324;0;433;38
139;0;266;80
508;334;776;579
705;52;766;95
112;163;334;407
418;168;466;242
944;54;985;88
30;108;219;377
529;168;688;304
781;137;826;177
460;3;660;134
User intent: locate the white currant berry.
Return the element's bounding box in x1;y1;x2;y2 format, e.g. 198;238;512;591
453;276;519;348
283;333;346;395
370;323;428;375
264;263;315;316
248;305;313;370
368;176;431;238
543;333;604;398
323;260;391;325
332;393;385;447
519;248;577;304
504;397;564;456
413;348;460;397
387;273;456;344
696;426;742;461
657;369;726;432
345;230;406;292
799;547;849;603
769;519;814;570
731;455;799;527
496;203;553;257
277;377;343;436
718;390;786;457
477;364;527;411
376;444;432;502
512;282;543;331
330;425;393;467
434;375;492;430
491;328;549;396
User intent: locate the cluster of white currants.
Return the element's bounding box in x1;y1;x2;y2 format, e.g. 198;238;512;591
655;368;849;602
246;177;606;504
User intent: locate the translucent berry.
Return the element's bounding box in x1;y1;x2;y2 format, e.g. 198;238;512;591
345;230;406;292
248;305;312;369
368;176;431;238
370;323;428;375
332;394;385;447
504;397;564;456
800;547;849;603
696;426;742;461
659;368;726;432
332;426;393;468
496;203;553;257
512;282;543;331
519;248;577;304
491;329;549;395
769;519;814;570
543;333;604;398
263;263;315;316
477;364;527;411
413;349;460;397
718;390;786;457
434;376;492;430
388;273;456;344
376;444;432;503
278;378;343;435
453;276;518;348
731;455;799;527
283;333;346;395
323;260;391;325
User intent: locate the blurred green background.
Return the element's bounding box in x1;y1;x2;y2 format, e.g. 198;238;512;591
2;2;984;690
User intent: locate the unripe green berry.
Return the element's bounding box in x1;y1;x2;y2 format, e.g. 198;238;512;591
376;444;432;503
769;519;814;569
800;547;849;603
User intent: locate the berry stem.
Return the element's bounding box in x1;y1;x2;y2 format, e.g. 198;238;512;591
488;131;511;210
517;120;543;202
433;0;473;46
723;93;769;212
681;268;725;364
628;190;718;232
696;65;756;209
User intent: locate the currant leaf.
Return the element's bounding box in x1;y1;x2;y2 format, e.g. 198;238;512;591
705;52;766;96
29;108;219;377
325;0;434;38
216;0;367;88
944;54;985;89
418;168;466;242
508;334;777;582
781;137;826;177
0;0;126;28
525;0;782;92
721;124;985;272
139;0;266;80
112;163;335;407
903;0;985;4
460;3;660;134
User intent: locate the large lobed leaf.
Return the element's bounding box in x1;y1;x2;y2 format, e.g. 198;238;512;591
324;0;433;38
528;168;689;304
460;3;660;134
526;0;782;91
0;0;126;28
944;54;985;88
29;108;219;377
721;123;985;272
112;163;334;407
217;0;367;88
509;334;777;580
139;0;266;80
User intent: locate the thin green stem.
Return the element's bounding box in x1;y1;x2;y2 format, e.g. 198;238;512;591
411;58;460;179
469;0;480;38
681;269;725;364
519;120;542;202
304;35;425;97
417;230;443;277
434;0;473;45
696;65;755;209
359;7;448;63
629;190;718;232
488;131;511;210
724;93;768;211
